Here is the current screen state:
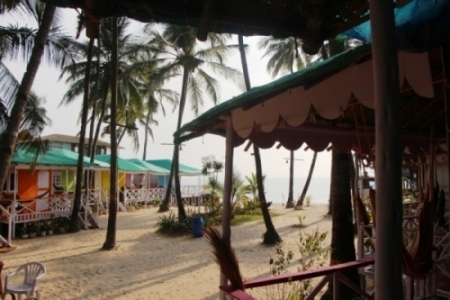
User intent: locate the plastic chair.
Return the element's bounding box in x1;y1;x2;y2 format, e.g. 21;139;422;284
3;262;46;300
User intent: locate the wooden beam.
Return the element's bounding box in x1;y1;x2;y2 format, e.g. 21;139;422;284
418;109;444;131
197;0;215;41
403;95;442;128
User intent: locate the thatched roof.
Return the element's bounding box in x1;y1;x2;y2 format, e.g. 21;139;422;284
41;0;413;54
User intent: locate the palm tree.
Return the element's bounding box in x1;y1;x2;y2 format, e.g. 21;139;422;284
320;150;359;300
133;60;179;160
60;18;151;153
244;173;263;202
149;24;242;218
0;88;51;158
201;155;224;202
296;152;318;207
258;36;313;209
103;17;119;250
0;64;51;148
239;34;281;244
231;171;251;209
258;36;310;77
0;0;77;191
321;37;360;299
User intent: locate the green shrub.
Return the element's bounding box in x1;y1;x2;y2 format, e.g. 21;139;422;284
156;208;221;235
262;228;329;300
156;212;192;235
152;198;162;207
234;199;262;215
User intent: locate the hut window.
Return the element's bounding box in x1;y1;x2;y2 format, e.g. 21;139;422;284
9;172;15;191
2;172;15;192
52;171;62;187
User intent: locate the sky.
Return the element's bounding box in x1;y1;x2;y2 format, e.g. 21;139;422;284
2;7;332;181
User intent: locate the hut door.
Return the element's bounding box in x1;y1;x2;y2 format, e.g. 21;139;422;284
94;171;101;190
37;171;50;211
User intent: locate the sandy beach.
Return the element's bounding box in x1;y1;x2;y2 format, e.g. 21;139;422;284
1;204;332;300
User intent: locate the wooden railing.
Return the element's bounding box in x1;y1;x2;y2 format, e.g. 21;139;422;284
220;258;375;300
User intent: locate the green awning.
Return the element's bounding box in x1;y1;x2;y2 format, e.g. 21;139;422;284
145;159;202;176
47;149;110;168
174;44;372;142
11;148;108;168
126;158;169;175
95;154;148;173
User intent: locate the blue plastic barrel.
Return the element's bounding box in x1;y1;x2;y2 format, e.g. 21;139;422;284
191;217;204;238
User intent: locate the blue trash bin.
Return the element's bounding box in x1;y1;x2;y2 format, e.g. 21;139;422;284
191;217;204;238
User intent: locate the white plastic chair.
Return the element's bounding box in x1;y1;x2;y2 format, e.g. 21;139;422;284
3;262;46;300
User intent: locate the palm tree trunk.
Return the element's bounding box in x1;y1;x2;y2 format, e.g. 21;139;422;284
286;150;295;208
69;37;95;233
117;129;126;145
0;4;55;193
90;80;109;163
254;145;281;244
160;67;189;219
296;151;318;207
327;162;333;215
142;110;150;160
239;34;281;245
324;40;347;217
103;17;119;250
117;111;128;145
88;107;96;157
321;150;359;299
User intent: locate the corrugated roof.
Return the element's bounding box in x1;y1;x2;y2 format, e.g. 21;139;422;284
145;159;202;176
95;155;147;173
126;158;169;175
11;148;108;168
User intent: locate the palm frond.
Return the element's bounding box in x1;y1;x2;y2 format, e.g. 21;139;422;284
204;226;244;291
187;74;203;116
196;68;218;105
0;25;36;62
0;62;19;109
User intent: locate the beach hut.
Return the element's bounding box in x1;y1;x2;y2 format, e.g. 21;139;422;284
125;158;174;207
145;159;204;205
0;148;108;242
95;155;153;210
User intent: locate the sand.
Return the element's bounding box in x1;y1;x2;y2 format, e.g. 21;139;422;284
1;204;332;300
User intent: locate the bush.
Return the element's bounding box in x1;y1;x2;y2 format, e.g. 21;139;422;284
262;228;329;300
152;198;162;207
234;199;262;215
156;212;192;235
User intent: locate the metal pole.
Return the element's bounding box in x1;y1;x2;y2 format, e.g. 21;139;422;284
370;0;403;298
220;116;234;299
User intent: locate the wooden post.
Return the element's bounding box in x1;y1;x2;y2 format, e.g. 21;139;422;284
220;116;234;299
441;46;450;198
370;0;403;298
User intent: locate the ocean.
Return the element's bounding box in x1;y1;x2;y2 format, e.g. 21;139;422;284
263;176;330;204
182;176;330;205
